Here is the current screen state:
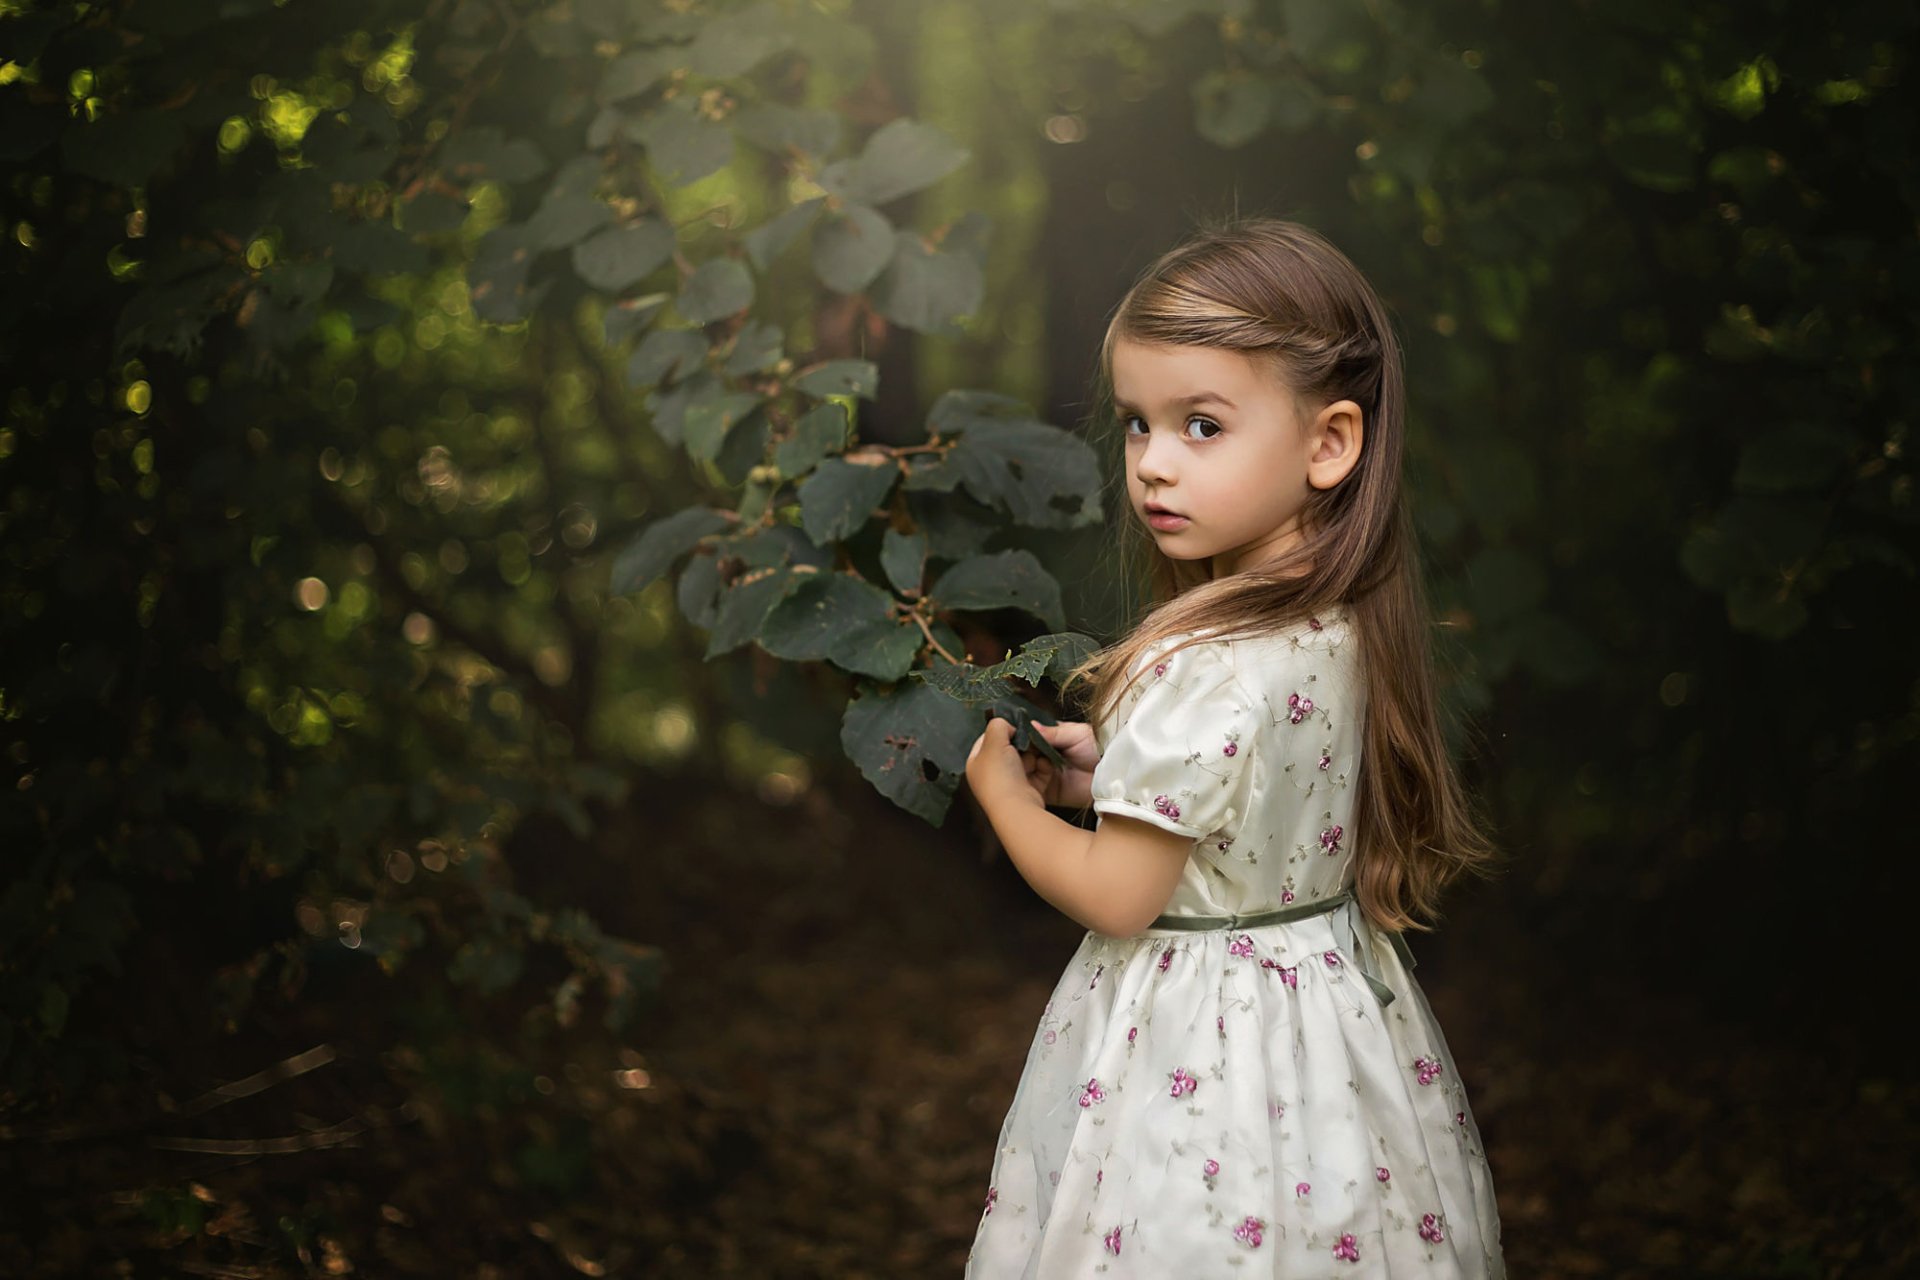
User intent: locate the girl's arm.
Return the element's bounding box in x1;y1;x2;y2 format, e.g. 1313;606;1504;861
966;717;1190;937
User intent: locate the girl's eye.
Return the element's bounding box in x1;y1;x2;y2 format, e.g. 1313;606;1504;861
1121;414;1221;440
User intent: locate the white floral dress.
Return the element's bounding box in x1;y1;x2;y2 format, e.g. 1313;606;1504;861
965;608;1506;1277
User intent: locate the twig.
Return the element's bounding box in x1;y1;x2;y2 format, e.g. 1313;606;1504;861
173;1043;338;1119
910;609;961;666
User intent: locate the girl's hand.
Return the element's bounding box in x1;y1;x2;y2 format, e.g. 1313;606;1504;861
1024;720;1099;809
966;716;1043;812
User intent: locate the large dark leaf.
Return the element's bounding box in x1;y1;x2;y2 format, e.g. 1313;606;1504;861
840;680;981;824
798;456;899;544
930;550;1065;630
758;574;921;679
609;507;734;594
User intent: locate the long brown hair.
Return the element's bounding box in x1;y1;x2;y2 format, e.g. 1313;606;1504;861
1063;215;1504;934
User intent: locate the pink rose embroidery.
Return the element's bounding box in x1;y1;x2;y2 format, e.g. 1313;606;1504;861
1079;1077;1107;1107
1286;692;1315;724
1169;1067;1198;1098
1158;948;1173;972
1260;959;1298;988
1308;616;1324;630
1152;794;1182;821
1295;1181;1311;1197
1414;1055;1443;1086
983;1186;997;1216
1153;659;1169;677
1323;949;1342;968
1104;1224;1122;1254
1456;1110;1468;1127
1419;1213;1446;1243
1319;824;1344;855
1228;933;1255;958
1232;1216;1265;1248
1375;1166;1391;1183
1318;750;1332;772
1216;1014;1225;1035
1127;1025;1138;1043
1043;1029;1056;1044
1222;733;1239;757
1332;1232;1361;1262
1203;1158;1220;1176
1281;888;1295;904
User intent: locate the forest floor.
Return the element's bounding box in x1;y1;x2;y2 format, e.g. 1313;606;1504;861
6;774;1914;1278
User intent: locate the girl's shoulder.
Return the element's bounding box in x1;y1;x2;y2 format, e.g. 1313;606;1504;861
1127;606;1357;692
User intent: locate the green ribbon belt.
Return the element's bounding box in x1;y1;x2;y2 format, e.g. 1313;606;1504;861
1145;888;1417;1008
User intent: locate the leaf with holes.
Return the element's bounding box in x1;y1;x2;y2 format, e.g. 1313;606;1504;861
840;680;981;824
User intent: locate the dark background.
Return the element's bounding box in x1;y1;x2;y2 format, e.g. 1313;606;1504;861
2;0;1914;1275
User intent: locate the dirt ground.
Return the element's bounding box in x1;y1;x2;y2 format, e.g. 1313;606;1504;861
6;774;1912;1278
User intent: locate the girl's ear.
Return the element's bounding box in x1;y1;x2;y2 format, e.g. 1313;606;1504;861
1307;398;1364;489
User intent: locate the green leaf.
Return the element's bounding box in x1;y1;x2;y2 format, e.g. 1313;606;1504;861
880;529;927;595
1192;71;1270;148
683;390;765;463
439;126;548;184
872;231;984;336
631;99;735;186
713;407;771;487
609;506;733;594
723;321;785;375
706;565;805;657
840;680;981;824
931;550;1065;630
645;370;719;445
599;47;679;102
676;550;724;626
774;402;851;477
626;328;708;389
602;292;669;347
735;104;842;157
812;203;894;293
745;197;826;270
685;0;797;76
572;219;676;291
526;191;613;252
398;190;470;234
798;456;899;544
911;631;1095;705
469;226;548;324
919;393;1103;528
793;359;879;399
820;118;970;206
759;574;921;679
678;257;754;324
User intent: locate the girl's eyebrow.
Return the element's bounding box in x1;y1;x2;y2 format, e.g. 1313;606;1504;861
1113;391;1239;412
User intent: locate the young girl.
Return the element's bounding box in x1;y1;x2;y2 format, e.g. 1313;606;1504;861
961;217;1507;1276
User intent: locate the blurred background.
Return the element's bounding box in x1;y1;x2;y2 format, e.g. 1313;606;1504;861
2;0;1915;1275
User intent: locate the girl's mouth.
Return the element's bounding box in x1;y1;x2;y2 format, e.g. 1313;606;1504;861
1146;512;1190;531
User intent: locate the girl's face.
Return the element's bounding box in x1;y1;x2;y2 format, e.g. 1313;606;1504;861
1109;337;1364;578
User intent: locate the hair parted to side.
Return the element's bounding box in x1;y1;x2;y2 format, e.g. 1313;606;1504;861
1061;214;1504;934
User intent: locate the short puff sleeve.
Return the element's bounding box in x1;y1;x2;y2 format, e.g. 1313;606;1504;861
1090;640;1255;840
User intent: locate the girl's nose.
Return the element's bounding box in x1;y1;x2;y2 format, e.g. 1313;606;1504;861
1135;437;1176;487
